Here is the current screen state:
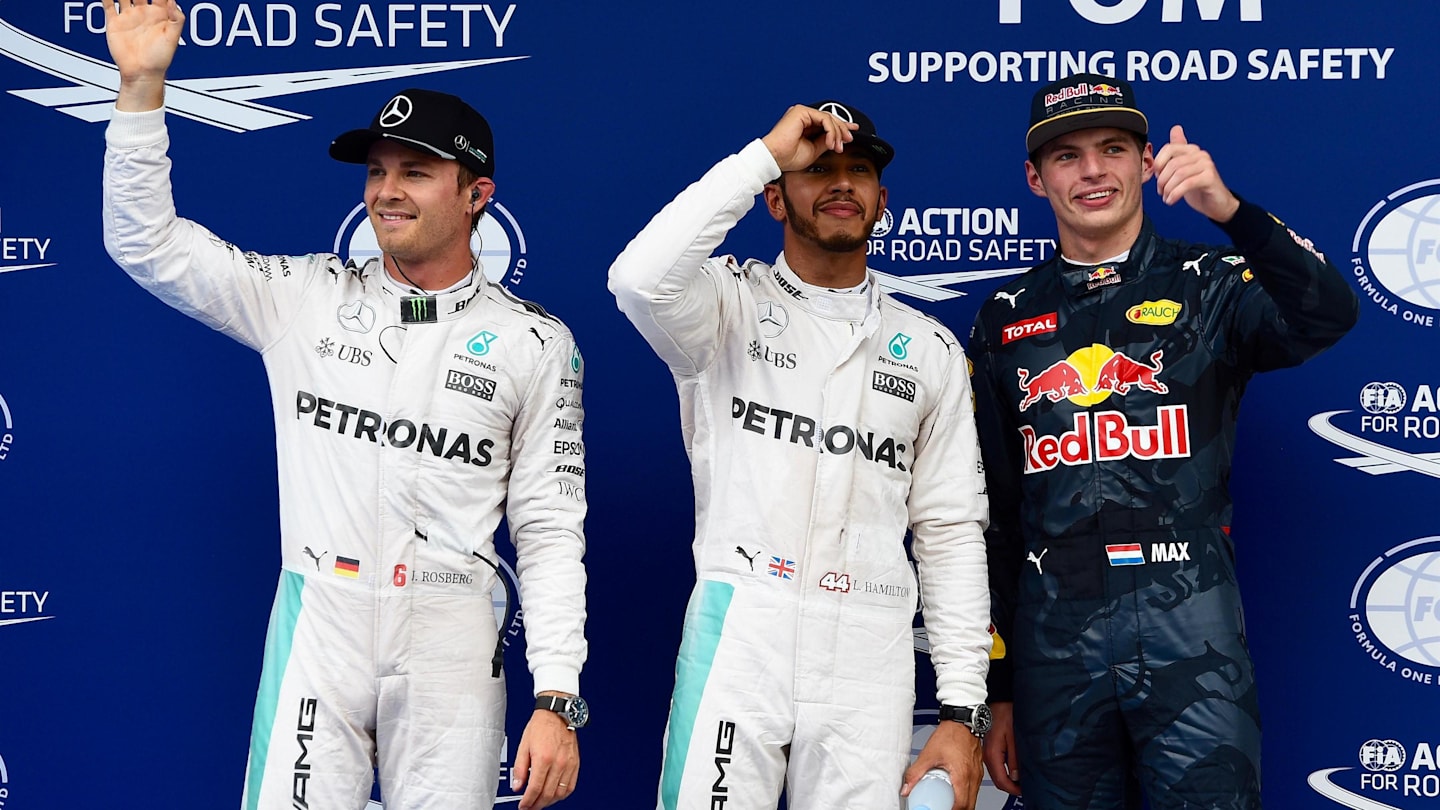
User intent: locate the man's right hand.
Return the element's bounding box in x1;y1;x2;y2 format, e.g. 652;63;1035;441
982;701;1022;796
760;105;859;173
104;0;186;112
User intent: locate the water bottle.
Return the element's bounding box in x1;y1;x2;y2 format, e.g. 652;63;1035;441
907;768;954;810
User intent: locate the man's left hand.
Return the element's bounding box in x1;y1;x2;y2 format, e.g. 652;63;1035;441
512;700;579;810
901;719;984;810
1153;124;1240;222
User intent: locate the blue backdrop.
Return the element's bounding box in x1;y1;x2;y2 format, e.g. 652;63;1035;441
1;2;1436;808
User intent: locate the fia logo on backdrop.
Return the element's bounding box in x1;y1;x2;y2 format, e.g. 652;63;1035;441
1309;381;1440;481
1309;737;1440;809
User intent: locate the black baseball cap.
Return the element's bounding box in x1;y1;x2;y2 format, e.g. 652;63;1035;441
807;99;894;171
330;88;495;177
1025;74;1148;154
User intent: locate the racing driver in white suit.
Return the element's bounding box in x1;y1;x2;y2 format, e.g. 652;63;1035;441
100;3;586;808
609;102;992;810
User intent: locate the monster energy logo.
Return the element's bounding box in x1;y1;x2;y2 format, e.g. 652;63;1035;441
401;295;438;324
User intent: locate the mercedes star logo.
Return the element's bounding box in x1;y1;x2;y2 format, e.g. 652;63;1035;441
757;300;789;338
379;95;413;128
817;102;853;123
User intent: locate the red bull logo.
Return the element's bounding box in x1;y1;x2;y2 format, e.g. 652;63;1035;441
1085;264;1121;290
1044;83;1093;106
1017;345;1167;411
1091;83;1123;97
1018;359;1088;410
1014;344;1186;473
1021;405;1191;473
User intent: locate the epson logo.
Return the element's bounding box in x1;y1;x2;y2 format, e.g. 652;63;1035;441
445;369;497;401
872;371;917;402
998;0;1262;24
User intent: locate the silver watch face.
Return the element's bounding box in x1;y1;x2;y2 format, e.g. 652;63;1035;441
564;695;589;728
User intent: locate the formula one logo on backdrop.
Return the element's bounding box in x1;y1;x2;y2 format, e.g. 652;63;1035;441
1309;738;1440;809
1309;381;1440;480
1;6;527;132
865;203;1043;301
334;199;529;288
1346;536;1440;686
1351;180;1440;330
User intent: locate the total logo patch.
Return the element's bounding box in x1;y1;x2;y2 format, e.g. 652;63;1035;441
1126;299;1182;325
1002;311;1057;344
335;197;530;288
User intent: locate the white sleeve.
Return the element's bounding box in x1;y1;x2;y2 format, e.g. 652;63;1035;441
908;341;993;707
507;330;588;695
607;139;780;375
102;107;322;351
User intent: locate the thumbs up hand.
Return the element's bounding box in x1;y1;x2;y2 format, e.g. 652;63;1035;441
1152;125;1240;222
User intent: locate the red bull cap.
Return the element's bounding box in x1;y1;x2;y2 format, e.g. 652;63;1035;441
1027;73;1148;154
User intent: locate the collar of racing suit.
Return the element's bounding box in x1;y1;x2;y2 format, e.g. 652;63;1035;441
1055;216;1160;299
365;255;488;322
771;252;876;324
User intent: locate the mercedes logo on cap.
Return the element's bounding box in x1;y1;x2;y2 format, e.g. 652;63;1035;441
817;102;854;123
379;95;413;128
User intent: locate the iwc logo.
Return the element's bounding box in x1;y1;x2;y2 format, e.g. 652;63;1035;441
1348;536;1440;685
335;199;530;288
1350;180;1440;329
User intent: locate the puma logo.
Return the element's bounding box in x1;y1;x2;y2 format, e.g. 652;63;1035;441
302;546;327;570
1184;252;1209;276
1026;548;1048;575
529;327;549;349
735;546;760;571
995;289;1025;308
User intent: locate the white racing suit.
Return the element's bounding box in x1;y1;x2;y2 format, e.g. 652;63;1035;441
103;108;588;810
609;140;990;810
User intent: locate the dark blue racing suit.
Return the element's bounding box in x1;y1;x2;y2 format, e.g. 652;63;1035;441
969;199;1357;810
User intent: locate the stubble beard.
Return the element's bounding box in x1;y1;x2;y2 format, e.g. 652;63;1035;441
782;186;875;254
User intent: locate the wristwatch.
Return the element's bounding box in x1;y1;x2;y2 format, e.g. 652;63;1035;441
938;703;992;737
535;694;590;730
